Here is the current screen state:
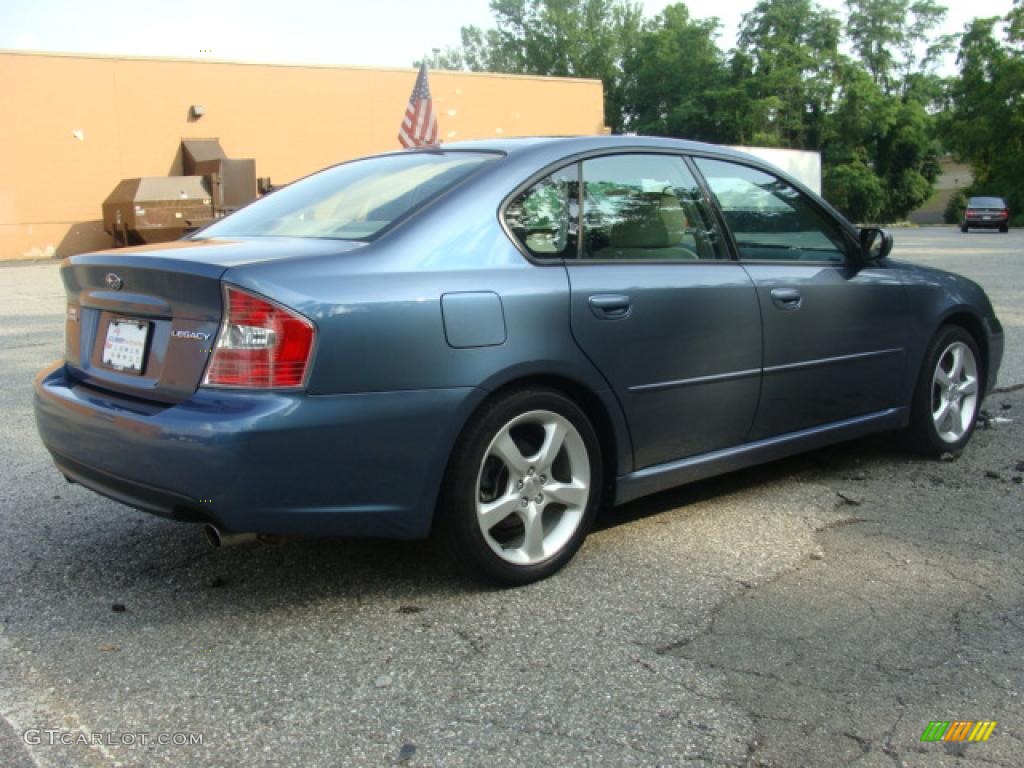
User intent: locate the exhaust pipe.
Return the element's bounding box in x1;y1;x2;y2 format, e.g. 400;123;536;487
204;524;258;549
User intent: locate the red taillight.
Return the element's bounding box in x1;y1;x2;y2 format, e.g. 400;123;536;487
203;286;315;389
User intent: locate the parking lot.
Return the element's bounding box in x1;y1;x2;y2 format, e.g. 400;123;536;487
1;227;1021;767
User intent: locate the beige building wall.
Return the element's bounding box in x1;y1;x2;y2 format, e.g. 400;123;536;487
909;157;976;225
0;51;605;260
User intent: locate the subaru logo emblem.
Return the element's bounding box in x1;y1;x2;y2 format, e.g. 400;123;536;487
105;273;123;291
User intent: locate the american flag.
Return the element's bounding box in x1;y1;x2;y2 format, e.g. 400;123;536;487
398;63;439;148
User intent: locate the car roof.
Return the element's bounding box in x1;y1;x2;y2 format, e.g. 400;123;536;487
440;135;758;162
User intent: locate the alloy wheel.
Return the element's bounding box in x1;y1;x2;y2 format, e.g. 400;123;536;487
475;410;591;566
930;340;980;443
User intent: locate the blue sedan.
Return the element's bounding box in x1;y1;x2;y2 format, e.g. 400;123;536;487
34;137;1004;584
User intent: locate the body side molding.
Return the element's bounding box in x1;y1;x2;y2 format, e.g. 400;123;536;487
614;407;909;505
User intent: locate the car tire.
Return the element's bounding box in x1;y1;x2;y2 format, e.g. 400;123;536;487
1000;224;1009;233
960;224;968;233
437;388;603;585
907;326;984;457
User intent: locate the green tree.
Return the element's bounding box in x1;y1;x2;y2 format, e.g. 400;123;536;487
1012;0;1024;39
620;4;732;140
944;189;967;224
824;159;887;222
845;0;952;94
434;0;643;132
944;5;1024;217
736;0;843;149
822;65;890;221
817;1;947;221
823;63;941;222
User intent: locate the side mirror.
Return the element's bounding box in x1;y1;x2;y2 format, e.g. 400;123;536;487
859;227;893;261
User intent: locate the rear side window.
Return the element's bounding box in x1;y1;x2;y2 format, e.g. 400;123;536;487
582;154;727;261
196;152;499;241
504;165;579;259
695;158;848;263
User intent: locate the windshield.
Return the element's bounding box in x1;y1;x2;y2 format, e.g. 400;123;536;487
968;197;1006;208
196;151;499;241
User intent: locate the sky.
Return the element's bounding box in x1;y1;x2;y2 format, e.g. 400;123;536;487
0;0;1015;71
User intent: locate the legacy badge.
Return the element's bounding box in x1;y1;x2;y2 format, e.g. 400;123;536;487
172;330;212;341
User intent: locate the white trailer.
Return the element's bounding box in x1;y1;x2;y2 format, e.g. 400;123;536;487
728;146;822;195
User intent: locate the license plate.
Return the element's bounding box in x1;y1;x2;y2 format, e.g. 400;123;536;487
983;215;992;220
102;319;150;374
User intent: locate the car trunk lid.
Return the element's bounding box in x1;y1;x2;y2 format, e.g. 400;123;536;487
61;237;362;403
967;206;1007;217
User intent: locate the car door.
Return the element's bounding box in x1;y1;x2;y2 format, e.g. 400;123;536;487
693;157;910;440
559;153;762;470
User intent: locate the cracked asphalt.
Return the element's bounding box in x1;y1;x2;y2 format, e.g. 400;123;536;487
1;227;1022;767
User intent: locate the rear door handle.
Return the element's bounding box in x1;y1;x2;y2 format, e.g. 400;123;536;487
770;288;802;311
588;294;632;319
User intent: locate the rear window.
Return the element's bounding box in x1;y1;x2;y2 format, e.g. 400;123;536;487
968;197;1006;208
195;151;499;241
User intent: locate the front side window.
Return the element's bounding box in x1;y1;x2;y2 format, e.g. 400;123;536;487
504;166;579;259
582;154;727;261
694;158;848;263
196;151;499;242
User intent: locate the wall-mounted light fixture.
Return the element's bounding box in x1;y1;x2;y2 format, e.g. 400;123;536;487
190;104;206;119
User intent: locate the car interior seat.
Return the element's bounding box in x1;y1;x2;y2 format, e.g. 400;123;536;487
604;191;699;260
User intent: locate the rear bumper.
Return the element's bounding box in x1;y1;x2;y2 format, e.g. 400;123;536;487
34;363;484;538
964;218;1008;229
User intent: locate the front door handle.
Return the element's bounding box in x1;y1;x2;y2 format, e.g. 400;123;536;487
588;294;632;319
770;288;802;311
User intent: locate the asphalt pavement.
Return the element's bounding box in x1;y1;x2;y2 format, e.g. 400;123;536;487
1;227;1021;767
